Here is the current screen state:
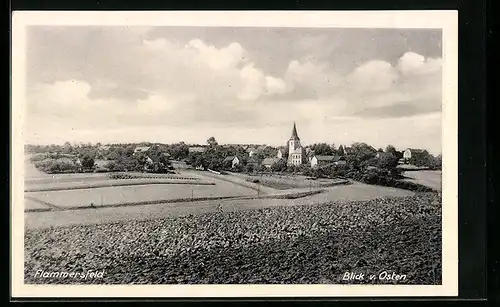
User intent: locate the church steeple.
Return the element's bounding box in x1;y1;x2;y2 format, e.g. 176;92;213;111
291;122;299;139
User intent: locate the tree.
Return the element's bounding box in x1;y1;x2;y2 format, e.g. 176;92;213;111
376;154;399;172
168;142;190;160
310;143;334;156
429;154;442;170
207;137;218;147
410;149;433;167
80;155;95;170
350;142;377;160
62;142;73;155
338;145;345;156
385;145;397;156
271;159;287;172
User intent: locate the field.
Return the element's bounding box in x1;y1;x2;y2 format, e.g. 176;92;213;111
26;180;257;210
402;170;442;191
243;173;349;190
24;192;442;284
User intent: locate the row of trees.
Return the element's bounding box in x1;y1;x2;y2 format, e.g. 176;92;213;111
27;138;441;175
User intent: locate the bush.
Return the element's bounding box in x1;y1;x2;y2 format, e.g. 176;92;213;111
345;168;435;192
34;159;80;174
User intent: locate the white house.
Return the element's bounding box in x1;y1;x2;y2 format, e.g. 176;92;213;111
403;149;412;160
133;146;151;155
188;146;205;153
223;156;240;168
306;149;316;163
246;147;258;157
310;155;346;168
277;149;283;159
262;157;282;168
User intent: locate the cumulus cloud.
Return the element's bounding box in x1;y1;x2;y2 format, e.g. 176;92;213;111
24;27;443;153
397;51;442;76
347;60;398;92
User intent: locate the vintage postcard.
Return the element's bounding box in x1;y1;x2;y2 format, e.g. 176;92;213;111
11;11;458;298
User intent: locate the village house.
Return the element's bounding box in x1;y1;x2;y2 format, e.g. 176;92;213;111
310;155;346;168
188;146;206;153
306;148;316;163
276;147;286;159
133;146;151;156
246;147;258;157
403;149;412;161
223;156;240;168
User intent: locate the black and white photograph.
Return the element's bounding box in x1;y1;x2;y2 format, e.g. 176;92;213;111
11;11;458;297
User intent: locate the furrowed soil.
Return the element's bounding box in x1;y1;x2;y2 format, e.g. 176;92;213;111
25;192;441;285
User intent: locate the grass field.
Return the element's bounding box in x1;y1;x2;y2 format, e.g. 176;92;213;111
26;180;258;209
402;170;442;191
25;182;415;228
244;173;349;190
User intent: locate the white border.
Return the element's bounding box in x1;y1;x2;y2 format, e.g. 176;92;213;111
11;10;458;298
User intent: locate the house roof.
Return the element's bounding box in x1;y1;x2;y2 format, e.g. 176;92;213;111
147;155;164;163
223;156;238;162
134;146;151;153
248;156;262;163
290;122;299;139
314;155;336;162
188;146;205;152
246;147;257;153
314;155;344;162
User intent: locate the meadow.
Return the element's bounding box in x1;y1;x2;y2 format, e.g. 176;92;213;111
26;179;257;210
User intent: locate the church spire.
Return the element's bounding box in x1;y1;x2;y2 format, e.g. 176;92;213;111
291;122;299;139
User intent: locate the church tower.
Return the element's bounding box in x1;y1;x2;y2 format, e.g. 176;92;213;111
288;122;301;156
287;122;304;166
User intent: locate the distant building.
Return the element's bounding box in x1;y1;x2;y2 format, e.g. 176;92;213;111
133;146;151;155
277;149;283;159
403;149;412;160
287;122;307;166
98;145;111;151
306;149;316;163
223;156;240;168
310;155;346;168
188;146;205;153
262;157;282;169
246;147;258;157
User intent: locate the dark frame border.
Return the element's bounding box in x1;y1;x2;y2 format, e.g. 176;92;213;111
7;0;490;302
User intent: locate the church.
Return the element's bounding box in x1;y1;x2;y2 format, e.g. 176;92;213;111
287;122;307;166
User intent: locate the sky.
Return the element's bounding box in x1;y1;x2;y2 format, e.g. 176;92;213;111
25;26;443;154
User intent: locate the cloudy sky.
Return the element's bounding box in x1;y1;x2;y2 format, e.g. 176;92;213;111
25;26;443;154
